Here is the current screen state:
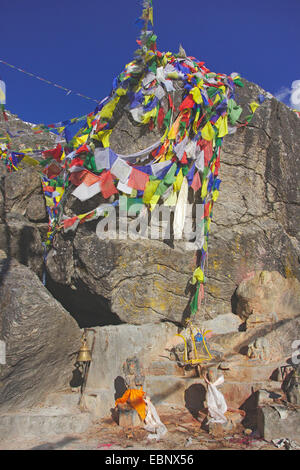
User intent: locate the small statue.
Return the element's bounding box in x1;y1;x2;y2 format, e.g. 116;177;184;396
123;356;145;389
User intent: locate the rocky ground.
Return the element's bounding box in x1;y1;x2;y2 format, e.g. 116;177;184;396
0;405;278;451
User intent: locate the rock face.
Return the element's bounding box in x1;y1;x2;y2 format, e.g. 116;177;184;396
0;164;47;278
82;322;177;417
0;251;82;412
0;110;57;152
44;79;300;324
1;78;300;326
235;270;300;327
257;405;300;441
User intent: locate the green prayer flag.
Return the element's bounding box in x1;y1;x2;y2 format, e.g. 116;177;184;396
190;282;200;316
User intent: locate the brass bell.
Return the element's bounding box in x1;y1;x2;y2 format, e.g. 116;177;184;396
77;334;92;363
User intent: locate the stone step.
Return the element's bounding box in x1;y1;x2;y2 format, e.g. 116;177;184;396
221;360;281;383
143;375;277;410
42;390;82;409
144;359;185;377
0;407;92;440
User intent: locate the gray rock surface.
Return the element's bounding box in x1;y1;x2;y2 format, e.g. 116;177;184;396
0;251;82;412
83;322;177;417
0;79;299;326
44;79;300;324
0;110;57;152
235;270;300;325
257;405;300;441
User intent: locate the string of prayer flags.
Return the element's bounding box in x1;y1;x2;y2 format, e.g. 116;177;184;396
1;0;262;321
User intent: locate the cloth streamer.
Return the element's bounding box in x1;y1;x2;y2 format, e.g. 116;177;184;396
206;375;228;424
173;176;188;239
143;395;167;441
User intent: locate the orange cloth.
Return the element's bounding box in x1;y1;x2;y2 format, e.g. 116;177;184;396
115;388;146;421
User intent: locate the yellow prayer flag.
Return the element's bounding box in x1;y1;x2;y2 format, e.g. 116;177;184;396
201;121;215;141
191;267;205;285
100;96;120;119
98;129;113;148
149;7;154;25
22;155;39;166
216;115;228;138
150;194;160;212
116;88;127;97
141;107;157;124
74;134;88;147
212;189;219;202
190;87;203;105
45;196;55;208
201;178;208;199
250;101;260;113
164;191;177;207
173;168;183;192
143;180;160;204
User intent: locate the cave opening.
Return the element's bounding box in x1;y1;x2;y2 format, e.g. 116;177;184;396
46;275;124;329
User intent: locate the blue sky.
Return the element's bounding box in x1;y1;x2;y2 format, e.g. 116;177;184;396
1;0;299;124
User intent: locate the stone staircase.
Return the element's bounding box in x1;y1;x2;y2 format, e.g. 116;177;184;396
0;353;285;441
0;391;92;441
142;356;284;412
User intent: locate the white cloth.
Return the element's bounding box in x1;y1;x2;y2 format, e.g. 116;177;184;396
72;181;100;201
144;396;167;441
195;149;205;172
174;136;188;160
206;375;228;424
117;180;133;195
154;85;165;101
110;157;132;183
94;148;111;170
173;177;188;239
151;159;172;177
116;138;162;162
142;72;156;88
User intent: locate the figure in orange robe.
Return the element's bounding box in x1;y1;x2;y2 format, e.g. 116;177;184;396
115;387;147;421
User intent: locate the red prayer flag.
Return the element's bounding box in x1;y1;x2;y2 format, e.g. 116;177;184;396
157;107;165;129
181;152;188;164
82;172;101;187
69;170;88;186
99;171;118;199
128;168;149;191
179;95;195;111
76;144;89;155
63;216;79;230
42;144;63;162
191;171;201;192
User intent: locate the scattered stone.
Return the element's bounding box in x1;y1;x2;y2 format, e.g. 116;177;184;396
284;365;300;405
257;405;300;441
236;271;300;326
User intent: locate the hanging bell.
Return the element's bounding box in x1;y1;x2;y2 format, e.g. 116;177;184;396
77;334;92;363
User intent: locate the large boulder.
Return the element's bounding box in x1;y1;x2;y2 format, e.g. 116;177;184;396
0;251;82;412
206;80;300;316
0;165;47;277
1;79;300;326
44;79;300;325
235;270;300;326
46;231;194;325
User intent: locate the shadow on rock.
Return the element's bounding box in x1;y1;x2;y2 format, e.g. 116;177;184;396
30;436;79;450
184;383;207;419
